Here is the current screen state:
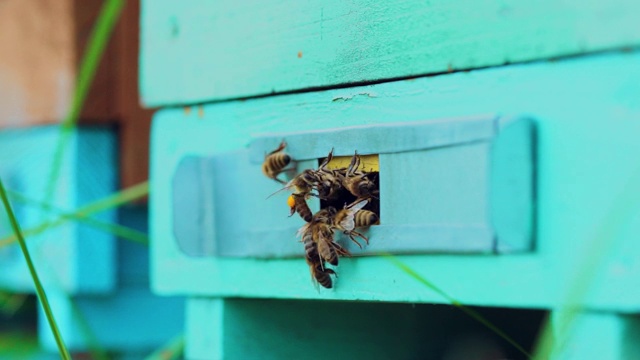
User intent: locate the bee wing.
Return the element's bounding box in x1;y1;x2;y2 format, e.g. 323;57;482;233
338;214;356;232
347;199;368;212
338;200;368;231
296;223;311;238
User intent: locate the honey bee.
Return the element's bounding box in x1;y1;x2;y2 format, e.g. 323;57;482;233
268;168;320;201
288;194;312;222
300;221;337;289
302;207;349;266
308;261;336;289
261;141;291;184
342;151;378;201
354;209;379;227
314;209;349;266
302;227;318;261
332;199;370;248
315;149;346;200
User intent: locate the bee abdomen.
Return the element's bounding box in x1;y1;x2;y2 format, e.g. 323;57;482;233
294;196;312;222
262;153;291;177
274;153;291;169
355;210;379;227
303;234;318;261
312;264;334;289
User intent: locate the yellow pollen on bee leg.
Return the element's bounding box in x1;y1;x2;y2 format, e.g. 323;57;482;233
287;195;296;208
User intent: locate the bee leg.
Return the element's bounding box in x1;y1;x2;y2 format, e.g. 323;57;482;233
267;140;287;155
345;231;363;249
352;230;369;245
318;148;334;170
333;242;352;257
346;152;358;176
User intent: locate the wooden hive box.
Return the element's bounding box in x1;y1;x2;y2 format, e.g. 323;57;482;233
141;1;640;358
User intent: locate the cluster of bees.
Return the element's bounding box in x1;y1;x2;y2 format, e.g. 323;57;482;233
262;141;380;289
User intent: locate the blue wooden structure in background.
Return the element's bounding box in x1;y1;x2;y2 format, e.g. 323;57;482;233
0;126;184;355
141;0;640;358
0;126;117;293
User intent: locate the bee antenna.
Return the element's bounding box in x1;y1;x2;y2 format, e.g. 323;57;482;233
266;185;289;199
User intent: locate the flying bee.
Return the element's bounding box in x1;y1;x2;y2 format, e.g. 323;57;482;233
288;193;312;222
332;199;370;248
342;151;379;201
261;140;291;184
354;209;379;228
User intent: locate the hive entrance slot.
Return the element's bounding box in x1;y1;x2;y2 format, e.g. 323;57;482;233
317;154;381;223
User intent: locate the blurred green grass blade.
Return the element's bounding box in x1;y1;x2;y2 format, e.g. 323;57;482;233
0;181;149;247
44;0;125;209
533;166;640;359
7;189;149;245
64;0;125;129
144;334;185;360
68;297;110;360
0;179;71;360
384;254;532;359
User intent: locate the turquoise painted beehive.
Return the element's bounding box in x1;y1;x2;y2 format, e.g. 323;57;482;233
142;1;640;358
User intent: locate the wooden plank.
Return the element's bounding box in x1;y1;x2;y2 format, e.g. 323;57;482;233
549;311;640;359
170;117;536;258
150;51;640;310
38;287;184;352
38;206;185;353
0;126;117;294
0;0;75;126
0;0;151;188
113;0;155;188
186;298;546;360
139;0;640;106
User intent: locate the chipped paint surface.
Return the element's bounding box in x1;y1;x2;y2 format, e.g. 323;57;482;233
331;92;378;102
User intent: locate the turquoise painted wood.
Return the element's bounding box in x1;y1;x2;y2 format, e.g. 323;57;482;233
38;206;185;353
0;126;117;294
171;116;536;258
139;0;640;106
150;51;640;310
185;297;545;360
549;311;640;359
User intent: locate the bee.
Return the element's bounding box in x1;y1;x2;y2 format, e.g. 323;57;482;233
308;261;336;289
301;224;336;289
332;199;370;248
261;141;291;184
268;168;320;201
302;227;318;262
315;149;346;200
354;209;379;227
314;209;349;266
288;194;312;222
342;151;378;201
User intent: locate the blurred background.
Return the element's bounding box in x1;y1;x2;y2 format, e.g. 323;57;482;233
0;0;184;358
1;0;640;359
